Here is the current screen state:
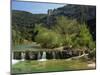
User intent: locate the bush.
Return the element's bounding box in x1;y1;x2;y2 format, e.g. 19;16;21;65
79;24;93;47
35;27;62;48
62;35;73;47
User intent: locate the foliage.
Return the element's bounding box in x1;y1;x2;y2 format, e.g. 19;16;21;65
34;24;62;48
79;24;92;46
52;16;80;47
74;24;95;50
12;10;47;41
12;29;24;46
53;16;80;35
34;16;95;51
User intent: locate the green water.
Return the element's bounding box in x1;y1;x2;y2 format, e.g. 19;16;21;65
12;42;42;51
12;59;94;74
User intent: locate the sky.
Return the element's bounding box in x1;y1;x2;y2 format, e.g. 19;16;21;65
12;0;65;14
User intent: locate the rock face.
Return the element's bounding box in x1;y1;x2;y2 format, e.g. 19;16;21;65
52;4;96;21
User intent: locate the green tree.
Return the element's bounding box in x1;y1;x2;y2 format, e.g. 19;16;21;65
52;16;80;47
12;29;24;46
34;24;62;48
73;23;96;55
79;24;95;49
53;16;80;35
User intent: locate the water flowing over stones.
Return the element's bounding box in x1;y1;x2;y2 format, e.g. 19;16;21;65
52;52;56;59
29;52;35;60
12;49;88;61
21;52;25;61
12;53;21;64
38;51;47;61
37;52;41;60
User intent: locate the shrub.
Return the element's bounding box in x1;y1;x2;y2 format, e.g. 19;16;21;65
34;26;62;48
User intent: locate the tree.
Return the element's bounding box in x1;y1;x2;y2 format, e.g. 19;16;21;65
52;16;80;47
79;24;95;49
53;16;80;35
34;24;62;48
12;29;24;46
73;23;96;55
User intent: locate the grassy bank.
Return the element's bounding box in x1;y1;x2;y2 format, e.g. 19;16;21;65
12;59;95;74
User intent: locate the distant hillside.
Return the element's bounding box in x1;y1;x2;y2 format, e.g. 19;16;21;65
12;10;47;29
12;10;47;40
